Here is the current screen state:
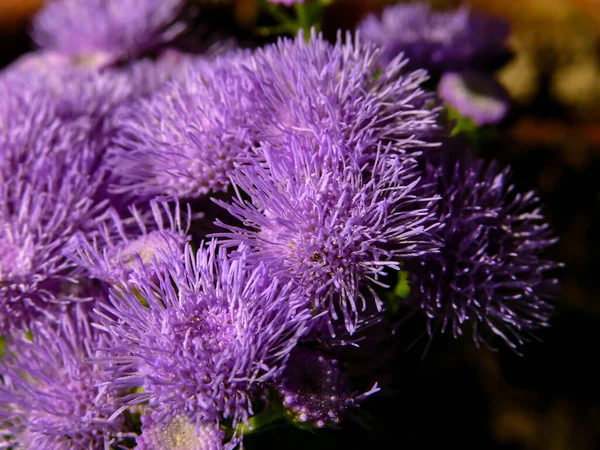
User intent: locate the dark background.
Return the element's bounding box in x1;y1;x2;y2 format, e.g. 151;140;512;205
1;1;598;449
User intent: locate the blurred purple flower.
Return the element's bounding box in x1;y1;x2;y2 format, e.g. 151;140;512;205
357;4;511;73
438;71;510;126
32;0;186;66
267;0;305;5
277;347;379;427
405;156;560;350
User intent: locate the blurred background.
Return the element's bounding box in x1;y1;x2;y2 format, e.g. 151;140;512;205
1;1;598;449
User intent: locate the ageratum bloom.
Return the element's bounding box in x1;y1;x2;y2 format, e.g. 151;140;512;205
405;156;559;350
0;84;107;331
276;347;379;427
66;201;190;284
357;4;511;73
32;0;186;66
239;31;439;166
108;53;254;200
96;240;313;431
136;412;226;450
215;134;440;334
438;71;510;126
0;307;125;449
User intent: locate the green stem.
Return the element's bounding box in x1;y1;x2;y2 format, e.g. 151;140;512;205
295;2;309;34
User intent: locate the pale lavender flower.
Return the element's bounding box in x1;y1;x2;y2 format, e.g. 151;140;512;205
66;201;190;284
215;135;440;335
405;156;559;350
0;306;125;449
32;0;186;66
438;71;510;126
96;240;313;429
276;347;379;427
136;412;225;450
108;52;254;200
357;4;511;73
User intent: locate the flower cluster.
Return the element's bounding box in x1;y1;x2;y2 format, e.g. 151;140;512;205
0;1;559;448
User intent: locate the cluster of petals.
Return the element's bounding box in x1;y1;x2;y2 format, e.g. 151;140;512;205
0;1;561;448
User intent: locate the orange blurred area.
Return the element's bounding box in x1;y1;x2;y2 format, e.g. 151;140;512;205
0;0;42;29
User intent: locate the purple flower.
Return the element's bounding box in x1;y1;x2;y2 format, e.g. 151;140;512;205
96;240;313;429
276;346;379;428
215;135;440;335
239;31;439;164
108;53;254;200
357;4;511;73
405;156;560;350
66;201;190;284
136;412;225;450
438;71;510;126
0;84;108;331
0;306;125;449
211;32;441;334
32;0;186;66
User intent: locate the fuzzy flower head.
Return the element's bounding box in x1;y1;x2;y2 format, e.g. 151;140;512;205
0;307;124;449
136;412;225;450
108;53;254;200
67;201;190;284
405;157;559;350
216;135;440;335
357;4;511;73
0;84;108;331
239;30;440;166
277;347;378;428
32;0;186;66
97;240;313;428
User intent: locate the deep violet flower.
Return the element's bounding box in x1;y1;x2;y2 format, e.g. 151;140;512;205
357;4;511;73
215;134;440;335
95;240;314;430
276;347;379;427
136;412;226;450
0;306;125;449
66;201;190;284
108;52;254;200
405;156;559;350
438;71;510;126
32;0;186;66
